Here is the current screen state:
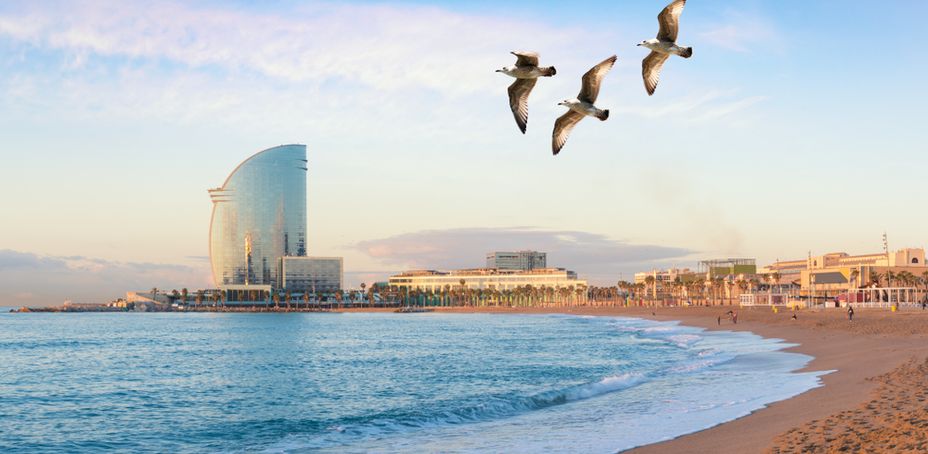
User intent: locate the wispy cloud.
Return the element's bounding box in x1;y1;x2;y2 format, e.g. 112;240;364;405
0;249;210;307
0;0;597;96
617;89;767;123
355;227;694;284
698;11;784;54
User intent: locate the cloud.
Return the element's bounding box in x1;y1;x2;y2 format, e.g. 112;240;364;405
0;249;211;307
0;0;596;96
355;227;694;284
698;12;784;54
617;89;767;123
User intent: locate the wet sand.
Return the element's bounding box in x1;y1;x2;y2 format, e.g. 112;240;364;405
346;305;928;453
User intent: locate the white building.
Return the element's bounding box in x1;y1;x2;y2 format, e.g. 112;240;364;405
388;267;585;292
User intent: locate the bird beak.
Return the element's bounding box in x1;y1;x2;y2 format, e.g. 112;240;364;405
636;43;641;46
494;69;501;72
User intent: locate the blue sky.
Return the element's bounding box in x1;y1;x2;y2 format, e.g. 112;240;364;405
1;0;926;305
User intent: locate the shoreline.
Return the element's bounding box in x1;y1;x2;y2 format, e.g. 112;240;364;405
344;305;928;453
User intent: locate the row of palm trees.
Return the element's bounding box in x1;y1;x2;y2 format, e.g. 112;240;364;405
382;282;592;308
151;287;351;311
865;270;928;290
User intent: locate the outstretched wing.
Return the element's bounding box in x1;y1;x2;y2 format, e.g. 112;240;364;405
511;51;539;67
552;110;585;155
507;78;537;134
642;51;669;96
657;0;686;42
578;55;617;104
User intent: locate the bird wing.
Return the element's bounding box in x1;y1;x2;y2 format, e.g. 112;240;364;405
578;55;617;104
507;78;537;134
552;110;585;155
657;0;685;42
511;51;540;67
642;51;670;96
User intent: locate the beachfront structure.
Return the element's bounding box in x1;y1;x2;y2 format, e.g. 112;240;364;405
278;256;344;293
755;248;928;304
388;268;586;292
698;258;757;278
486;251;547;271
208;144;308;289
633;267;699;299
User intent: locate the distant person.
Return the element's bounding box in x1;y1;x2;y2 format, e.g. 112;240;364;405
732;311;738;324
847;306;855;321
791;313;798;321
717;315;721;325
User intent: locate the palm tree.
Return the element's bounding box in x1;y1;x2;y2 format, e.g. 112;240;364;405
285;291;292;312
195;290;203;310
644;276;656;301
150;287;159;303
181;288;188;306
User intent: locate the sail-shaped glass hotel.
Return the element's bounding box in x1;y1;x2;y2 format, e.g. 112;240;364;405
209;144;308;288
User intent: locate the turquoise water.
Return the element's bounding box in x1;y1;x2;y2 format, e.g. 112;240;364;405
0;313;826;453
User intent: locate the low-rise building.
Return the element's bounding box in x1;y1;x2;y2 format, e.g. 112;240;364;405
278;256;344;293
388;267;586;292
758;248;927;302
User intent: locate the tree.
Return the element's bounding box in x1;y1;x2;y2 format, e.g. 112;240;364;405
644;276;656;301
360;283;367;307
181;288;188;306
285;291;292;312
195;290;204;310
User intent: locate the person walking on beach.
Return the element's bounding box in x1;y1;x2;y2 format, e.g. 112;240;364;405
717;315;721;325
732;311;738;324
847;305;854;321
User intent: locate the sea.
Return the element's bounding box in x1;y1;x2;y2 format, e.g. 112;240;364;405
0;312;828;453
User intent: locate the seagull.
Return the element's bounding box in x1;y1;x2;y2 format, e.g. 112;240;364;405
496;51;557;134
552;55;617;156
638;0;693;96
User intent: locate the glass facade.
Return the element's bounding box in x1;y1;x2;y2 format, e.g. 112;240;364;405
209;144;307;288
278;256;344;293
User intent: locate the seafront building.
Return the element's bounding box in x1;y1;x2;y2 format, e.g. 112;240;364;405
757;248;927;302
486;251;546;271
207;144;343;298
278;256;344;293
388;268;586;292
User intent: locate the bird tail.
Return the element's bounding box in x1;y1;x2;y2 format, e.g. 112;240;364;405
542;66;556;76
598;109;609;121
681;47;693;58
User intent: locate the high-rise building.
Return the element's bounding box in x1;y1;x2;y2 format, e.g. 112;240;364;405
209;144;308;288
486;251;547;271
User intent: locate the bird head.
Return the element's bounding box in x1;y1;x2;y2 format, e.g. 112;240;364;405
557;100;569;106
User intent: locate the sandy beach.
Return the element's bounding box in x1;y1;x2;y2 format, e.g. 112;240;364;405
351;305;928;453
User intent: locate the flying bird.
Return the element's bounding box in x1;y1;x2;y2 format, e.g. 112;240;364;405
552;55;617;156
496;51;556;134
637;0;693;96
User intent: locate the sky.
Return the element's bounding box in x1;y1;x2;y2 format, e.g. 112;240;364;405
1;0;926;306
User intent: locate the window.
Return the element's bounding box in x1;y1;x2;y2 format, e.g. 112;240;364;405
913;258;919;264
